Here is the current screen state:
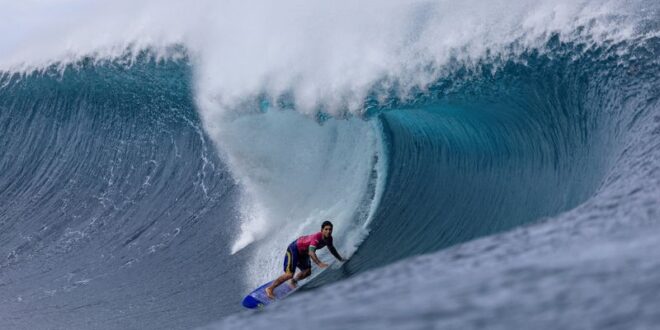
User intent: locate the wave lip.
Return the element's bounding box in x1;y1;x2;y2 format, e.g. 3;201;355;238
2;1;649;116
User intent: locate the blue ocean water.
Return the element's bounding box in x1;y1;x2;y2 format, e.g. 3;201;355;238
1;1;659;329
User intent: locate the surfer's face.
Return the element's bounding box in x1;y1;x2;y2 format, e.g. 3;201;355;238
322;225;333;239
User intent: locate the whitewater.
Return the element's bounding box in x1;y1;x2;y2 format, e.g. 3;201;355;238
0;0;659;329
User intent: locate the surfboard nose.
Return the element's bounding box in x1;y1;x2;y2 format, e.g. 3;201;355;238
242;295;263;309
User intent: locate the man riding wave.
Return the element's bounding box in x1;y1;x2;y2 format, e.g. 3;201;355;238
265;221;345;299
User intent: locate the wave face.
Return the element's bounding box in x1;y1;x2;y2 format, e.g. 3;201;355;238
1;1;659;329
0;61;251;329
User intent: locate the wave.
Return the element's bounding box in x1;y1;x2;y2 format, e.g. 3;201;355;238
0;0;658;329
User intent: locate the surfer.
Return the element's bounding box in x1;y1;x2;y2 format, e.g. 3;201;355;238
265;221;345;299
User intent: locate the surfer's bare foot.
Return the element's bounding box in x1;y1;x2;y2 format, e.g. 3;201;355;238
265;287;275;300
288;279;298;289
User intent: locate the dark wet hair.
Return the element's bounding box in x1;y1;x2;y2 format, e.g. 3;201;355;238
321;220;333;229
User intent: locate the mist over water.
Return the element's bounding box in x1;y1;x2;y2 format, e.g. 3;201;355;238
1;0;659;329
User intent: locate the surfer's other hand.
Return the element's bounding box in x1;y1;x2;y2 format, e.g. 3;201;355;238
318;262;329;269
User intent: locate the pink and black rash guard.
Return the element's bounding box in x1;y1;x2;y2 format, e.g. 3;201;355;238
295;232;342;260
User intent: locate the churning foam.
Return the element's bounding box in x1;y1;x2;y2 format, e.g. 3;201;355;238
2;0;641;115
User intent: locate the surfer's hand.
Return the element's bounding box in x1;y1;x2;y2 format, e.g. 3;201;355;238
318;262;329;269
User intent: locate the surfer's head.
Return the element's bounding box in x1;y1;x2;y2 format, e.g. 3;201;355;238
321;221;333;238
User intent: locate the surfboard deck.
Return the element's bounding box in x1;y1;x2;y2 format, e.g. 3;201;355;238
241;280;297;309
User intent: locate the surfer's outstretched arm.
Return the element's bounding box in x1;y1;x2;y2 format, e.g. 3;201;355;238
328;245;344;262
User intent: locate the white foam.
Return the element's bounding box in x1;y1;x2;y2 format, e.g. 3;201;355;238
1;0;642;114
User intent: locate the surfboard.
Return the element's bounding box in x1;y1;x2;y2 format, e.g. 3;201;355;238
241;280;297;309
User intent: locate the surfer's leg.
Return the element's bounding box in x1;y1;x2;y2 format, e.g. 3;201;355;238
289;268;309;288
267;243;298;299
296;254;312;280
266;272;293;299
290;254;311;287
294;268;311;281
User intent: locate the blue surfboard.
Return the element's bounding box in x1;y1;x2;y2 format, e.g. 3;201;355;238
242;280;297;309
